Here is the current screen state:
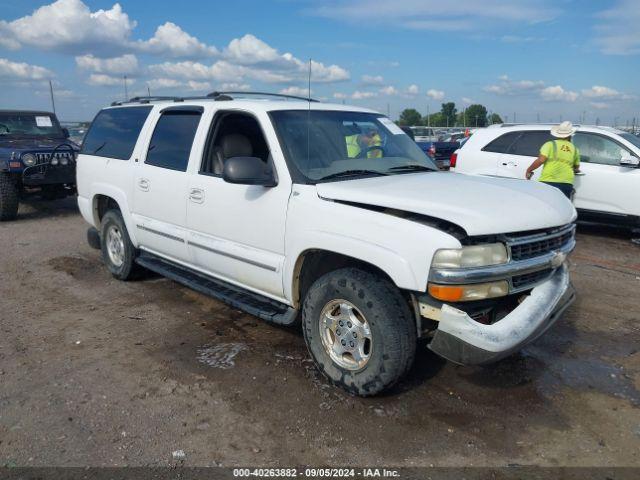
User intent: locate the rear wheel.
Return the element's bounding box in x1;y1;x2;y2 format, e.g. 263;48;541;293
100;210;138;280
0;173;19;221
302;268;416;396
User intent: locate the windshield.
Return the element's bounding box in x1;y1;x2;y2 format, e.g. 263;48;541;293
620;133;640;150
270;110;437;183
0;113;64;138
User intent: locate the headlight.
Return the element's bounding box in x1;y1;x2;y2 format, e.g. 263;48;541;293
431;243;508;269
22;153;36;167
428;280;509;302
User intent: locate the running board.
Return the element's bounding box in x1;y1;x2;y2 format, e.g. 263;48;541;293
135;252;298;326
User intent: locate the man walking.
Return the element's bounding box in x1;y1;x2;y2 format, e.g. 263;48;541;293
525;121;580;198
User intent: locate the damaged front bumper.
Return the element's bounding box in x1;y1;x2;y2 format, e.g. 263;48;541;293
423;264;575;365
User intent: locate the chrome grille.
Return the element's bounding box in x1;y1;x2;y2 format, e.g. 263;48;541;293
508;224;575;262
512;269;553;289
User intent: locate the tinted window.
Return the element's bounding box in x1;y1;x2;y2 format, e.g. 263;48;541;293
81;106;152;160
510;131;553;156
482;132;521;153
573;132;632;166
145;111;202;171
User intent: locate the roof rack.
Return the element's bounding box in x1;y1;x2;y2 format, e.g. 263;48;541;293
110;91;319;107
207;91;319;102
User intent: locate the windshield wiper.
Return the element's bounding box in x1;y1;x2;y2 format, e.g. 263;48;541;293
318;169;388;181
387;164;436;173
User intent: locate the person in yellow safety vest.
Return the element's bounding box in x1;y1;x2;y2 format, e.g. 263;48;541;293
345;128;383;159
345;133;362;158
366;128;382;158
525;121;581;199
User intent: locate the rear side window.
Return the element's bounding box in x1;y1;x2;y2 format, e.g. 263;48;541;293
81;106;152;160
509;131;553;156
482;132;521;153
145;110;202;172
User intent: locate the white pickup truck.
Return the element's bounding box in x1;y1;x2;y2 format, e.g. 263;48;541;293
77;92;577;396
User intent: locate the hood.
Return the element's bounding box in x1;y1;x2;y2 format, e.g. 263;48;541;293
0;137;78;151
316;172;577;236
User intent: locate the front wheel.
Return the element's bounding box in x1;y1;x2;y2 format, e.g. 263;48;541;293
0;173;19;221
302;268;416;396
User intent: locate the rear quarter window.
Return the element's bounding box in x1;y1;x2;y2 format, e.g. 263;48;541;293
509;131;553;156
481;132;521;153
81;106;153;160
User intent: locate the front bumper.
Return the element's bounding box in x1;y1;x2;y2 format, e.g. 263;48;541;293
22;164;76;186
426;264;575;365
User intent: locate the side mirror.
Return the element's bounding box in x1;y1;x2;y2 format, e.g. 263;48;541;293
620;155;640;168
222;156;276;187
62;127;70;138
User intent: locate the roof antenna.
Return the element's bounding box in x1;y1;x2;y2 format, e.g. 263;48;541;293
307;58;312;169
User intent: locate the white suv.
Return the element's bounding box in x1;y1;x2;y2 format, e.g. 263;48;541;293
451;124;640;230
77;93;577;396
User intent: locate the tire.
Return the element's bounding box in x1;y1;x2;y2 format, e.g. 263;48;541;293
100;210;138;280
302;268;417;396
0;173;19;221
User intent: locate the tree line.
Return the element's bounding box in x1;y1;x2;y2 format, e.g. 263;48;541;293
397;102;503;128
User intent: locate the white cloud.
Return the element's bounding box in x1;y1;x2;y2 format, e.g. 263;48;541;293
426;89;445;100
581;85;634;100
279;86;311;97
379;85;398;96
147;35;350;85
147;78;182;89
361;74;384;85
461;97;475;104
76;54;138;75
406;84;419;95
220;82;251;91
590;102;610;110
87;73;126;86
0;0;135;55
333;92;348;99
0;58;53;80
540;85;578;102
310;0;559;31
484;77;545;95
351;90;377;100
136;22;217;58
593;0;640;55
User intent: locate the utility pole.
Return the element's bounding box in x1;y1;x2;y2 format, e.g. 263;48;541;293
475;115;478;127
426;104;430;128
147;84;151;97
513;112;516;123
387;103;390;117
48;79;56;114
124;75;129;101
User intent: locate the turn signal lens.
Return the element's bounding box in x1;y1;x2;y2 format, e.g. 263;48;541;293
428;280;509;302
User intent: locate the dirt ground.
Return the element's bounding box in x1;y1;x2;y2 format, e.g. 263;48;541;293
1;197;639;468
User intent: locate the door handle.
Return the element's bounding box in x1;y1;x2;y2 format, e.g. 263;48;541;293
575;172;586;176
138;178;150;191
189;188;204;203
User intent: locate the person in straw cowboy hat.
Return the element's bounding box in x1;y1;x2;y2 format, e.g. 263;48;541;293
525;121;581;199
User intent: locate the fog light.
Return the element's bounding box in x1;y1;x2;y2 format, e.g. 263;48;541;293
60;157;69;165
50;157;59;166
428;280;509;302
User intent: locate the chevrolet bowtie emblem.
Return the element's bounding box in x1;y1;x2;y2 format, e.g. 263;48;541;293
550;251;566;268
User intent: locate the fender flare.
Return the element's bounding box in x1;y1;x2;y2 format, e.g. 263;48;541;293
284;231;420;304
90;183;139;246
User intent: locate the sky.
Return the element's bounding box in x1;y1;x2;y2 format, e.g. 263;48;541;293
0;0;639;124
